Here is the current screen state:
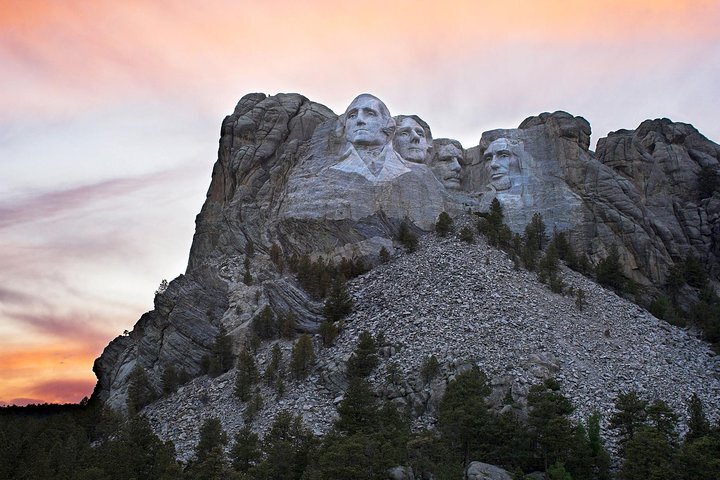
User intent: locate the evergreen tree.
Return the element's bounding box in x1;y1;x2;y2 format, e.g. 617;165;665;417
595;245;625;292
318;320;339;346
524;213;548;252
126;365;157;415
252;305;277;340
379;246;391;263
290;334;315;379
610;391;648;446
235;348;259;402
459;225;475;243
438;367;492;468
264;343;283;387
420;355;441;384
686;393;711;442
206;324;234;377
397;220;419;252
323;275;353;322
279;311;297;339
435;212;454;237
253;411;316;480
244;388;263;424
243;256;253;286
346;330;378;378
334;377;381;435
619;426;676;480
245;239;255;258
186;417;230;480
647;399;678;441
527;379;575;471
230;426;260;473
270;242;284;272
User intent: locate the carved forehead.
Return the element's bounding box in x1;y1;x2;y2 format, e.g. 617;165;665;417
438;143;462;156
345;94;390;118
486;138;511;153
397;117;422;130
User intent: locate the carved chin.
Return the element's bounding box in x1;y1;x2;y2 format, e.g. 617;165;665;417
491;177;512;191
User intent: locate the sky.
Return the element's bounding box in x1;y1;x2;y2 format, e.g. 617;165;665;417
1;0;719;405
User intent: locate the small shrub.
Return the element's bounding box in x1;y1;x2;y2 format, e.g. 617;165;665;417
435;212;454;237
398;221;419;252
379;246;391;263
459;225;475;243
318;320;339;347
290;334;315;379
420;355;441;384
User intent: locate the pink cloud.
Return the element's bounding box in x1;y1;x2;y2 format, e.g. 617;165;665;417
28;378;97;404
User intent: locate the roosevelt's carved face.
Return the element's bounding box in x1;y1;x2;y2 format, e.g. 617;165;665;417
431;143;463;190
394;117;430;163
344;95;390;147
483;138;521;191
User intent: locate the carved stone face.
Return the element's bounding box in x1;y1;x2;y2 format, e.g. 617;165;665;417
483;138;521;191
344;95;390;147
431;144;463;190
394;117;429;163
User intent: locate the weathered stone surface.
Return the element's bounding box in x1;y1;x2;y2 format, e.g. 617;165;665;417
142;229;720;461
93;94;720;431
465;461;512;480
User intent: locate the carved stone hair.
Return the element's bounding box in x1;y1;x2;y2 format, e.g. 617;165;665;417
337;93;396;140
393;114;433;144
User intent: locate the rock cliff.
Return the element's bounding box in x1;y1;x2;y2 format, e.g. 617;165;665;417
93;93;719;417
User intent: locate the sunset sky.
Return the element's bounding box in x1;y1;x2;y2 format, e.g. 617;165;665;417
1;0;719;405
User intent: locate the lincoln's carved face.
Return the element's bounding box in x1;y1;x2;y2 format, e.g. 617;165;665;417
344;95;391;147
431;143;463;190
394;117;430;163
483;138;521;191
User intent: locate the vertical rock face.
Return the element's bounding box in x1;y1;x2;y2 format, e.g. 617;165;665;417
92;95;719;411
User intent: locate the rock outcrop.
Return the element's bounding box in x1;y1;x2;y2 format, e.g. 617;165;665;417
93;93;719;417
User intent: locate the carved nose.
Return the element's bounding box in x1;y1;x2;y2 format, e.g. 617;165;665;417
490;159;500;170
451;159;461;172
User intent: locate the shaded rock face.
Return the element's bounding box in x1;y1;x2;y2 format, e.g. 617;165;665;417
93;95;720;411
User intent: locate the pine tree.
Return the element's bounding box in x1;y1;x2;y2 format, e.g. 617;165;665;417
435;212;454;237
126;365;157;415
230;426;260;473
323;275;353;322
334;377;380;435
290;334;315;379
438;367;492;467
398;221;419;252
279;312;297;339
379;246;391;263
686;393;711;442
346;330;378;378
459;225;475;243
186;417;230;480
243;256;253;286
206;324;234;377
264;343;283;386
252;305;277;340
609;391;648;446
318;320;339;347
244;388;263;423
596;245;625;292
235;348;259;402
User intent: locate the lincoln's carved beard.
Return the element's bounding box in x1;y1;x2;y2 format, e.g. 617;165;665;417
491;176;512;191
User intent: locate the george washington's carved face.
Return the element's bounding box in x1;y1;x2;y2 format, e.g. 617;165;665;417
394;117;430;163
344;95;391;147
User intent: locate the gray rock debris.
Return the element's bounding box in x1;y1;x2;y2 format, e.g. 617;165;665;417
143;224;719;460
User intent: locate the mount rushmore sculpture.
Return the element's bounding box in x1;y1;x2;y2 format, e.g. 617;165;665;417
92;92;719;410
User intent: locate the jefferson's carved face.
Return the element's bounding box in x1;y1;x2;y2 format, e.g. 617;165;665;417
483;139;520;191
431;144;463;190
344;96;389;147
394;117;429;163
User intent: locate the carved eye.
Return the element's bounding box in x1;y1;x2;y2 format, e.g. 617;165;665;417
399;131;409;136
348;111;357;119
365;109;377;117
417;131;425;138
